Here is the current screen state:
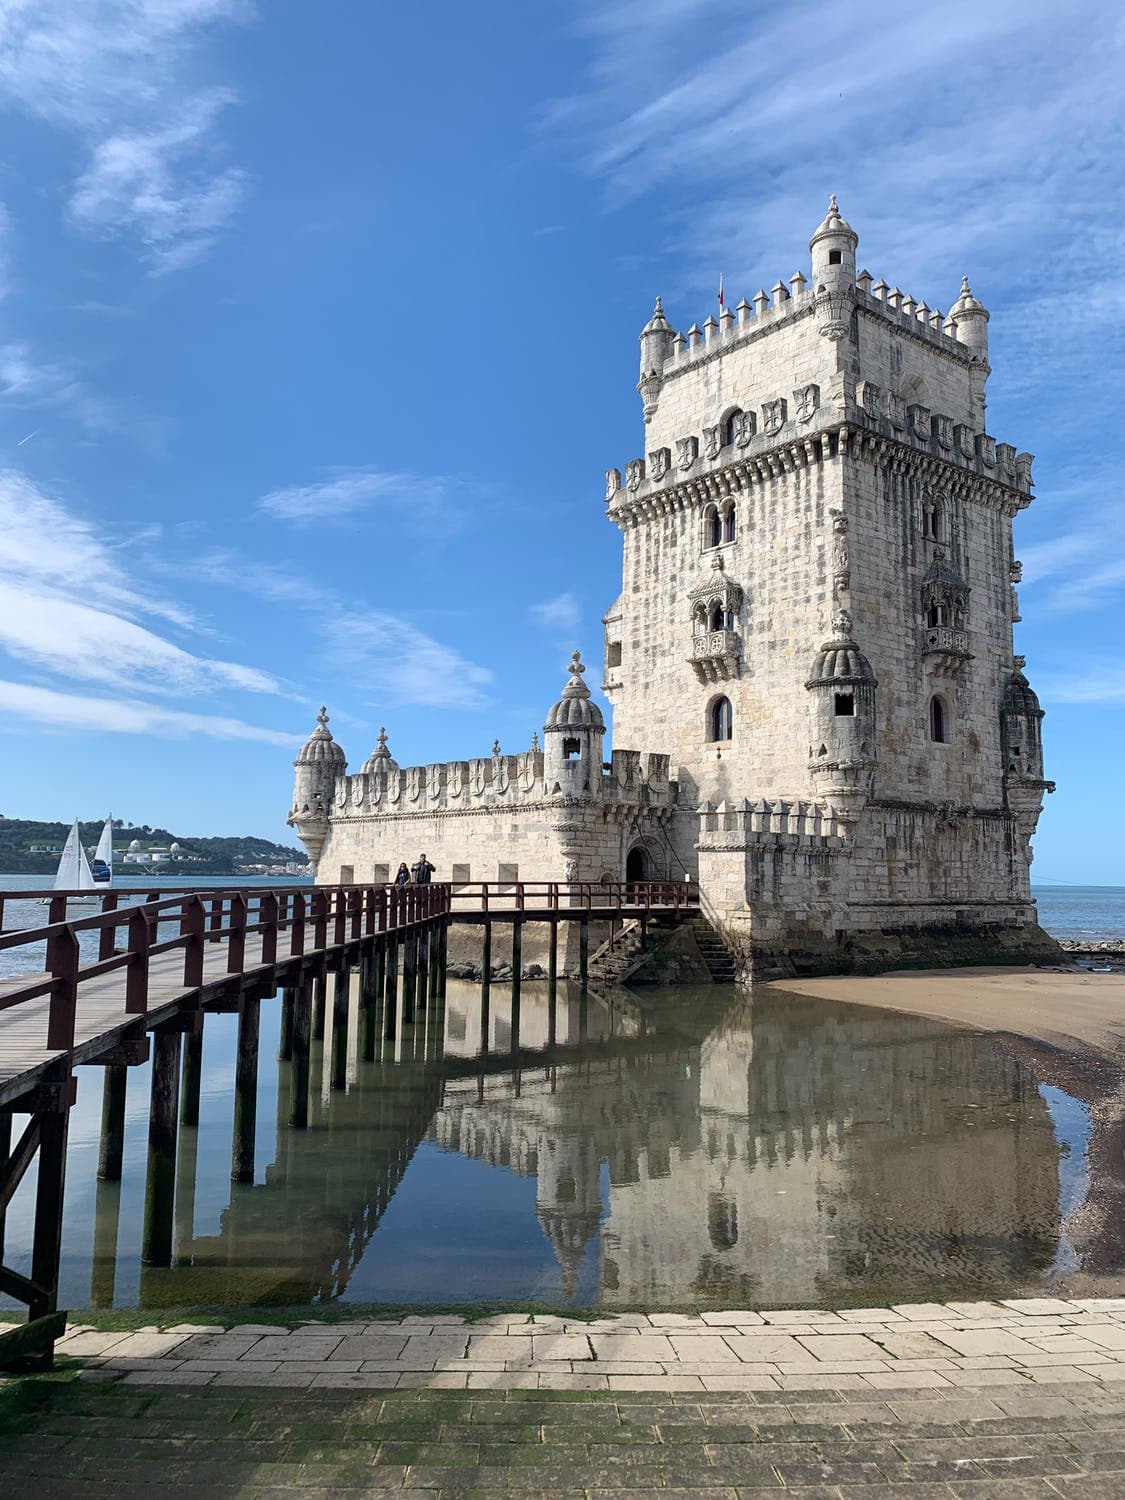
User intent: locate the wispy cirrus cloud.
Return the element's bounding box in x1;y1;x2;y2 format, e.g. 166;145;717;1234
530;592;582;638
257;467;480;525
0;680;295;744
184;550;493;711
0;0;253;270
0;341;117;434
0;469;280;701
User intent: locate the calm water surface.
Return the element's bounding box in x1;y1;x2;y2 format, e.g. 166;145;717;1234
0;974;1097;1312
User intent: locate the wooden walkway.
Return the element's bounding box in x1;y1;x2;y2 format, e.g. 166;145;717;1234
0;879;696;1367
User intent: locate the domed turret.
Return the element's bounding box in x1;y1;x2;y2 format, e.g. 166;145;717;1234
637;296;673;423
806;612;878;820
295;706;347;770
809;194;858;295
1001;662;1045;784
361;726;398;778
544;651;606;803
289;707;345;873
949;275;989;358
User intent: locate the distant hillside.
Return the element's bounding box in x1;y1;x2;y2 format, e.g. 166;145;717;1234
0;819;307;876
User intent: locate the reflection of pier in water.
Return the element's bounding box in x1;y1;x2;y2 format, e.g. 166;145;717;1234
119;979;1065;1310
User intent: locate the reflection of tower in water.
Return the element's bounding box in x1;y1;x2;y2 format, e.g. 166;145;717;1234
537;1132;602;1296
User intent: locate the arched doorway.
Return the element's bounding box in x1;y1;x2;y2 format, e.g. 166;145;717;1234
625;846;649;884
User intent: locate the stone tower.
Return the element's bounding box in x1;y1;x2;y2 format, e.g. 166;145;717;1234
603;198;1056;971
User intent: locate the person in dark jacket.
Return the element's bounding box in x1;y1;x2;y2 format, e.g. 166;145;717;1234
394;862;411;885
411;852;435;884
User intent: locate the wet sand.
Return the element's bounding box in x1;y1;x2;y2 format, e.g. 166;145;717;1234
769;966;1125;1297
767;966;1125;1060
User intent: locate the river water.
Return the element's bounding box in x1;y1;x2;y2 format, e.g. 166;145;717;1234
0;877;1120;1312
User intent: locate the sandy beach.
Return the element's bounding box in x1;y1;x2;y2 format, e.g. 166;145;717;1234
766;966;1125;1059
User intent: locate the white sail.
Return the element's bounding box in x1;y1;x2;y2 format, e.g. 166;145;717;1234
92;817;113;886
53;820;97;892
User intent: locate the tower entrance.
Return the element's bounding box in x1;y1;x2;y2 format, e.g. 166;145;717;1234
625;846;649;883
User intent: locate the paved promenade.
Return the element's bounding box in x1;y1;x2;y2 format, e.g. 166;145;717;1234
45;1298;1125;1393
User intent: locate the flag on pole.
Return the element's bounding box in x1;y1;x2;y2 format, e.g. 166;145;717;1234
717;274;724;310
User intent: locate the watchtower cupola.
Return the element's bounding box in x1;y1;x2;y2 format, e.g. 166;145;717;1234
289;706;346;868
544;652;606;798
809;194;858;294
805;613;878;821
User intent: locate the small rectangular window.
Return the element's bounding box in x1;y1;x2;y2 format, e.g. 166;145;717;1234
562;737;580;758
606;641;622;667
372;862;389;884
451;862;470;886
834;692;854;716
498;862;519;888
828;249;842;265
338;864;354;885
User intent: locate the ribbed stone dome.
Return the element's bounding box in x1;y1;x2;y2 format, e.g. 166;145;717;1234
545;652;605;732
296;707;347;766
809;194;858;249
361;726;398;776
806;617;877;688
1002;669;1042;717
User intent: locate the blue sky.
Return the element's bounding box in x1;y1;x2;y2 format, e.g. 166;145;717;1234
0;0;1121;883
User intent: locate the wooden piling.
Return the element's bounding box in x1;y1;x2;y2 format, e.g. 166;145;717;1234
330;965;349;1090
180;1028;203;1128
97;1063;128;1181
547;921;558;1003
510;921;522;1054
141;1025;181;1266
231;994;260;1183
383;933;398;1043
289;976;312;1129
362;948;381;1063
402;929;416;1026
279;985;296;1061
29;1088;70;1331
312;971;327;1042
0;1114;9;1260
579;916;590;991
89;1176;121;1309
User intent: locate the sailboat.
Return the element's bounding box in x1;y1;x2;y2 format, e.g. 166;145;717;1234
90;817;113;885
44;819;99;904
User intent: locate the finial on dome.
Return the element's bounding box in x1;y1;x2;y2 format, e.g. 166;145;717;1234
530;731;540;753
317;706;328;726
492;738;501;756
960;275;972;297
653;295;663;315
828;193;839;215
569;650;585;678
376;726;388;751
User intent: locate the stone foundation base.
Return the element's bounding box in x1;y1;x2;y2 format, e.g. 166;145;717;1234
749;919;1063;981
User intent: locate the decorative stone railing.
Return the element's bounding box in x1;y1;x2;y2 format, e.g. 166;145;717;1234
689;629;741;683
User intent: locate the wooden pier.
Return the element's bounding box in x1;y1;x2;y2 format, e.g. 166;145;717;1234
0;879;695;1366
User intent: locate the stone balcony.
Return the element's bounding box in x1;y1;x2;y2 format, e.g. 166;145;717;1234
689;629;741;683
923;625;973;678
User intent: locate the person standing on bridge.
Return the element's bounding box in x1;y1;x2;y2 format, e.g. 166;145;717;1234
411;852;435;884
394;862;411;886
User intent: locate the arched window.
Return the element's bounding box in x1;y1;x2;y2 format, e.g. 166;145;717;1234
722;408;743;447
692;603;707;634
708;601;724;632
703;506;723;549
922;498;944;541
709;696;733;742
929;695;947;744
722;505;737;543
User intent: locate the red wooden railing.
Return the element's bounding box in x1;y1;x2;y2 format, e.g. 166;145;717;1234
0;880;695;1068
0;884;449;1061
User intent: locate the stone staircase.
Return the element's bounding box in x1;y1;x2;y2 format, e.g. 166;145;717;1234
587;919;657;987
690;919;738;982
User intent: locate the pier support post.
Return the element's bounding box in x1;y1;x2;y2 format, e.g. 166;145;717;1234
579;917;589;992
510;921;522;1054
142;1025;181;1266
180;1029;203;1128
279;986;296;1062
480;921;492;1055
97;1064;128;1181
289;976;312;1130
231;995;260;1183
547;922;558;1003
416;927;429;1013
29;1079;71;1334
312;971;327;1042
90;1176;121;1309
362;948;381;1062
383;935;398;1043
0;1114;9;1261
402;930;416;1026
331;965;349;1091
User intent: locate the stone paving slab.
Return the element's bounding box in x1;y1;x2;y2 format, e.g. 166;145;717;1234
51;1299;1125;1400
1;1377;1124;1496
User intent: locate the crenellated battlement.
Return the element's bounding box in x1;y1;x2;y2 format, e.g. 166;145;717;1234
303;745;676;823
698;798;849;849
